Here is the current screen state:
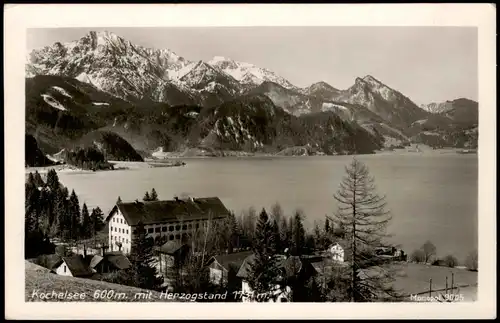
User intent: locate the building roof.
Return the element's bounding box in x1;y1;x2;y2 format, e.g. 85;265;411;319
105;197;231;226
208;251;254;272
89;253;132;271
89;255;104;269
156;241;189;255
62;255;94;277
37;254;63;270
106;254;132;270
329;241;348;250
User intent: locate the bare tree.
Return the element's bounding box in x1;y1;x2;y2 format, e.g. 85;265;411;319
421;240;437;264
329;158;396;302
465;249;478;271
410;249;426;263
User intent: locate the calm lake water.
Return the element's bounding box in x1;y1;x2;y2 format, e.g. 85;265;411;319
57;154;478;261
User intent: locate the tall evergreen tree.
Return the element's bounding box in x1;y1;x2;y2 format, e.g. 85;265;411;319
313;222;322;248
324;218;331;235
55;187;71;240
227;212;240;253
90;207;105;236
270;219;281;254
279;216;289;251
270;202;284;225
46;169;60;192
331;158;394;302
150;188;159;201
80;203;91;239
25;178;40;234
291;211;306;256
68;190;81;241
37;188;52;236
26;172;35;188
247;208;280;301
25;174;55;258
143;191;151;202
128;222;164;290
287;216;294;251
33;171;45;187
54;188;67;239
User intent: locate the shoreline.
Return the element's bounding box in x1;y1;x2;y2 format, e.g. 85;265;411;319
147;147;477;159
25;159;187;175
25;147;476;174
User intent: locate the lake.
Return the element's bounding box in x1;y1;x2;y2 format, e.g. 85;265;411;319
57;153;478;261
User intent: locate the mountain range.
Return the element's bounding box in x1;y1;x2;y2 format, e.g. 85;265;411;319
25;31;478;165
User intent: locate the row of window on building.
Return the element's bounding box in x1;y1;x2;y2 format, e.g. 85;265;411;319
109;223;203;237
112;217;126;224
110;227;129;234
110;232;186;246
145;222;203;234
112;236;129;244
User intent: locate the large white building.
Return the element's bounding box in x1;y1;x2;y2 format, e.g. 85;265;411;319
105;197;231;254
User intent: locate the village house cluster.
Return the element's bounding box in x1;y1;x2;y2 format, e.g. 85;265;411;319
28;195;406;302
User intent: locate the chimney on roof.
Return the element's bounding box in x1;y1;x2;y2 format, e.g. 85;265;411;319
174;196;179;202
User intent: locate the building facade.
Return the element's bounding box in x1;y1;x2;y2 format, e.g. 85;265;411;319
106;197;231;254
329;243;345;263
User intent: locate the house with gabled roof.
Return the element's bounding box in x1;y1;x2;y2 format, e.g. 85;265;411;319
88;252;132;274
105;196;231;254
328;242;348;263
54;255;94;278
206;251;253;286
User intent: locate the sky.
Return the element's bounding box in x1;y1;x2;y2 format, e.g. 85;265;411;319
27;27;478;105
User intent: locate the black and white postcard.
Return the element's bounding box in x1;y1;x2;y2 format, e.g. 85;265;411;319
4;3;496;320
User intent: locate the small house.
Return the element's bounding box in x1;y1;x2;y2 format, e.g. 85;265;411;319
54;255;94;278
88;252;132;274
154;241;191;281
328;242;346;263
206;251;253;287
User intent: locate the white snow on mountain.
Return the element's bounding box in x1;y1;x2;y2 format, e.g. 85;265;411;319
92;102;110;106
208;56;297;90
321;102;348;112
41;94;66;111
51;86;73;98
420;101;455;114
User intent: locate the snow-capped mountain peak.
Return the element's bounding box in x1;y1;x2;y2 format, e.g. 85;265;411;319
208;56;298;90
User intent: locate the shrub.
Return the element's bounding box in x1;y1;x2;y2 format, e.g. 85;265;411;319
465;250;478;271
410;249;426;263
443;255;459;268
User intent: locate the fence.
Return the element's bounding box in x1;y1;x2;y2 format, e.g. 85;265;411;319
408;272;477;302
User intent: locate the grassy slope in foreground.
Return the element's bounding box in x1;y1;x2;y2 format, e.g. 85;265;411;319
25;261;178;302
